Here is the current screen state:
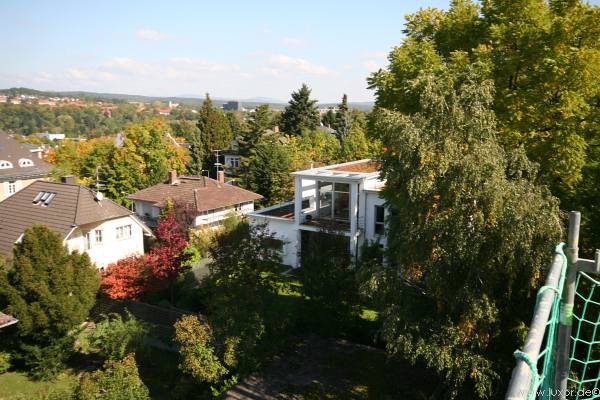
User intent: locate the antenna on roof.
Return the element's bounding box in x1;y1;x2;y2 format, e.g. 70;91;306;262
95;166;106;191
212;149;223;179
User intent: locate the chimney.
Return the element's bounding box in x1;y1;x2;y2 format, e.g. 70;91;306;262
168;170;177;185
61;175;75;184
217;170;225;184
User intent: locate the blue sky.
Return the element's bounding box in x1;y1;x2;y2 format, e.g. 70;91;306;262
1;0;598;102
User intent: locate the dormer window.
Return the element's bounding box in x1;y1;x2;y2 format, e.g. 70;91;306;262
0;160;13;169
18;158;34;167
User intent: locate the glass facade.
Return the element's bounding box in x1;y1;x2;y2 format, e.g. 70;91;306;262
318;181;350;221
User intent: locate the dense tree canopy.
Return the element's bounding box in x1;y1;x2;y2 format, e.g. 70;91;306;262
192;94;233;172
366;68;562;398
368;0;600;251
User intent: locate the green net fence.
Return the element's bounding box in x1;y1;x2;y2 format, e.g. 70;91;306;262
568;272;600;399
508;243;600;399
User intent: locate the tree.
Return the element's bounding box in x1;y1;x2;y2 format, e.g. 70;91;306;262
0;225;100;343
174;315;227;384
149;207;191;304
333;94;351;141
194;94;233;170
280;84;320;135
321;108;336;128
101;255;154;300
292;129;340;166
239;104;274;157
101;119;187;205
76;354;149;400
246;138;295;206
366;70;562;398
367;0;600;252
339;124;378;161
0;225;100;377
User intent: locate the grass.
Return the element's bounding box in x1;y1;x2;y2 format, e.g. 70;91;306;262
0;371;77;400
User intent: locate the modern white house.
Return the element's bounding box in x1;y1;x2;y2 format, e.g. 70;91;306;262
0;132;52;202
0;178;153;268
128;171;263;229
248;159;388;268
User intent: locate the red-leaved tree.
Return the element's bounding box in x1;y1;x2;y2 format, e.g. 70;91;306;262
101;254;153;300
101;204;191;303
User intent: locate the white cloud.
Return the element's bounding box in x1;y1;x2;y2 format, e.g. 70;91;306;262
102;57;153;75
266;54;330;76
135;29;173;41
168;57;240;73
363;60;381;72
282;37;306;49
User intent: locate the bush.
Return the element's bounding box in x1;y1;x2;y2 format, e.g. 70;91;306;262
20;337;74;381
85;311;149;361
0;351;11;374
75;354;149;400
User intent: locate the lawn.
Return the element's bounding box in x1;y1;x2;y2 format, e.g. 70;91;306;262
0;371;77;400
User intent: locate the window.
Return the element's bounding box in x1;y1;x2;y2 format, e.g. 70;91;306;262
0;160;12;169
374;205;385;235
116;225;132;239
84;232;92;250
95;229;103;244
301;198;311;210
18;158;34;167
235;203;242;212
230;157;240;168
7;181;17;194
318;181;350;221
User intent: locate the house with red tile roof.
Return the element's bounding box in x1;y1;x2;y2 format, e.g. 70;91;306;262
127;171;263;229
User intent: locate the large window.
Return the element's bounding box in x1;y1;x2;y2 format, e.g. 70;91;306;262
374;205;385;235
318;181;350;221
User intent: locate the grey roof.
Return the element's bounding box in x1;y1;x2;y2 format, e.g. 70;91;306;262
0;132;52;182
0;180;134;256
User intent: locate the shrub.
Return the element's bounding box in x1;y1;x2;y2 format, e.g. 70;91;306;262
86;311;149;361
0;351;11;374
75;354;149;400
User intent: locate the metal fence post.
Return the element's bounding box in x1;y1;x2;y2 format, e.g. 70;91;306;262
555;211;580;398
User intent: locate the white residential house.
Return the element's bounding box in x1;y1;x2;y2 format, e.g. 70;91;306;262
128;171;263;229
248;159;387;268
0;132;53;202
0;178;153;268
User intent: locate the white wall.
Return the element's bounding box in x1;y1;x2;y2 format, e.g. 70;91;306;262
67;215;145;268
133;200;160;219
250;214;298;267
363;190;387;246
194;202;255;228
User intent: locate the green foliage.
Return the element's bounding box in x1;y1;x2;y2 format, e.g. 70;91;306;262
204;222;285;372
339;124;379;161
0;103;143;137
239;104;275;157
368;0;600;250
75;354;149;400
85;312;149;361
100;119;187;204
333;94;351;141
0;351;11;374
246;138;295;205
293;129;341;166
173;315;228;384
367;70;562;398
280;84;320;135
20;338;74;381
194;94;233;170
299;231;360;334
0;225;100;344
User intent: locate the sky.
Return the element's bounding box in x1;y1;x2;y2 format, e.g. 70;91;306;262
1;0;599;103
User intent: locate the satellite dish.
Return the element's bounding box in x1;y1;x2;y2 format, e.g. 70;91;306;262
95;192;104;201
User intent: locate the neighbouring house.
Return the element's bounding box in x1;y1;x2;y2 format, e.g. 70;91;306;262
0;132;53;202
222;100;243;111
248;159;387;268
0;312;18;329
37;131;66;141
128;171;263;229
0;178;153;268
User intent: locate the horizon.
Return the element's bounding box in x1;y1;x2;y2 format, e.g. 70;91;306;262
0;0;459;103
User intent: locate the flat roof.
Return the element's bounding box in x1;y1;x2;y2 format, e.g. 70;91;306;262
290;159;381;181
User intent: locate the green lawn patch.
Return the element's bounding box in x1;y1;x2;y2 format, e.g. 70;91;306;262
0;371;77;400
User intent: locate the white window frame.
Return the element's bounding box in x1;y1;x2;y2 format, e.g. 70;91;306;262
7;181;17;194
0;160;13;169
374;205;385;235
18;158;34;167
84;232;92;250
95;229;103;244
